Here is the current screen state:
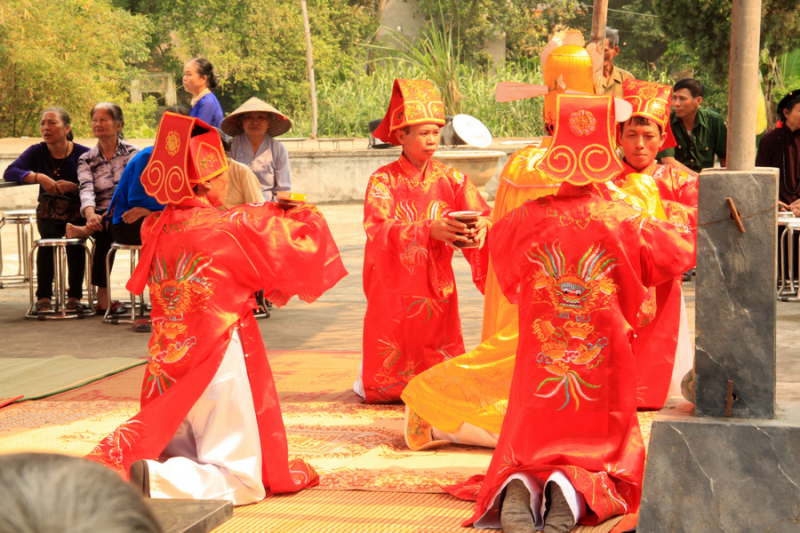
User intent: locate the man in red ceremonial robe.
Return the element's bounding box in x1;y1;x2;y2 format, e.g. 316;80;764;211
617;79;698;409
87;113;347;504
455;95;695;532
353;79;492;403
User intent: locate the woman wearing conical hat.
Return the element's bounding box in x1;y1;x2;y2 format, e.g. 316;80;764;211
222;97;294;201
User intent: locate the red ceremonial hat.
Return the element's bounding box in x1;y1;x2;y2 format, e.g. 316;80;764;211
141;112;228;205
622;78;677;149
373;79;446;146
535;94;624;186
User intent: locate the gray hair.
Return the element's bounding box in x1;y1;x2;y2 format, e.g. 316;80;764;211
92;102;125;139
0;453;162;533
606;27;620;49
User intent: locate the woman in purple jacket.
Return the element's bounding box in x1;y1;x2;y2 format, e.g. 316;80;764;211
3;108;90;313
183;58;224;128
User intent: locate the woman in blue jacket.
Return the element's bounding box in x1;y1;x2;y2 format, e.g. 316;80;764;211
183;58;224;128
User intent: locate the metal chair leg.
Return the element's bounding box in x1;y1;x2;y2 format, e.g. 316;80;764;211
27;245;37;317
104;247;116;322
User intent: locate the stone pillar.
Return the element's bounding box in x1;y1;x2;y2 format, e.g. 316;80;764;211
695;169;779;419
726;0;762;170
130;79;142;104
166;76;177;107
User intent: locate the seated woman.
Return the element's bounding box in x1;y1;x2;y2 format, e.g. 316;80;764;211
222;98;293;201
213;128;265;209
184;57;224;128
107;106;191;246
3;108;90;313
67;103;139;314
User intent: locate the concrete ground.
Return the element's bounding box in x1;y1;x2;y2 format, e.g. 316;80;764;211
1;202;798;403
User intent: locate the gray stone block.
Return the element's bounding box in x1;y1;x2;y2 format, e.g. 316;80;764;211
639;398;800;533
695;168;779;419
147;499;232;533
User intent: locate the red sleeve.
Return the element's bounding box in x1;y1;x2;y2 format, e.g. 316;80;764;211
635;214;696;288
363;170;454;299
487;204;532;304
225;202;347;306
455;172;493;294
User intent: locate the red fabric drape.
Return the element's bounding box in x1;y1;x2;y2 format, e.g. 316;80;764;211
88;201;346;495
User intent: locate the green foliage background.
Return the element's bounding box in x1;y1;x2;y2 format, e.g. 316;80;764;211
2;0;800;139
0;0;154;138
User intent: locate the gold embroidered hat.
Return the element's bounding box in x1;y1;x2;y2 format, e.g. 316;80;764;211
535;94;624;186
141;112;228;205
373;79;446;145
622;79;677;149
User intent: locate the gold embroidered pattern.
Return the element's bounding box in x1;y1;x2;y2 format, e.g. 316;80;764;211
165;130;181;156
569;109;597;136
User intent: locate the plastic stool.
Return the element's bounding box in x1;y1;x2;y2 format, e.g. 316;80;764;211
0;209;36;287
26;238;94;319
103;242;149;325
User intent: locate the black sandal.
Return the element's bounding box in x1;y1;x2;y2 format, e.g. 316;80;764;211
35;300;53;314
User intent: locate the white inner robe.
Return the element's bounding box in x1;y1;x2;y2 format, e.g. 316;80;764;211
146;328;266;505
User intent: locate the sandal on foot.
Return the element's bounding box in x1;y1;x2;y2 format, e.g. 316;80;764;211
35;300;53;314
109;301;128;315
97;301;127;316
132;319;152;333
65;300;82;313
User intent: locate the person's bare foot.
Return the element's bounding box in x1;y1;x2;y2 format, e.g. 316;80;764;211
66;223;93;239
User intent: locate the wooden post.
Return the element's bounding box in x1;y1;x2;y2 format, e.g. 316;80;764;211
726;0;762;170
300;0;318;139
590;0;608;53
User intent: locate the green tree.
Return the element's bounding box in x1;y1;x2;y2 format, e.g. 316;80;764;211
0;0;153;137
653;0;800;85
561;0;668;79
116;0;379;134
415;0;580;64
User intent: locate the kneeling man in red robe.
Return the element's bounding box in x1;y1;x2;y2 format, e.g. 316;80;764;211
354;79;492;403
456;94;695;532
88;113;347;504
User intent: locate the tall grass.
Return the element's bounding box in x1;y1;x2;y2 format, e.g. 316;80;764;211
291;61;545;139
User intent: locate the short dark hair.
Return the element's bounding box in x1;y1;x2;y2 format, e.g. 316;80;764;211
42;107;74;142
190;57;219;89
605;27;620;49
165;105;191;117
674;78;705;99
92;102;125;139
621;115;663;134
215;128;232;152
779;92;800;121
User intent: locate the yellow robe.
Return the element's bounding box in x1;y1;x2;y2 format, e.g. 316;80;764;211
401;143;667;450
402;143;558;447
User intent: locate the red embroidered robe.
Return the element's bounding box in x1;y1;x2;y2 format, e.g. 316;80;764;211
88;199;347;495
457;185;694;526
620;161;698;409
362;155;491;403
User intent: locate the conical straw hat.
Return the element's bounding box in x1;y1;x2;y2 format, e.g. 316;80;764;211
221;97;293;138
